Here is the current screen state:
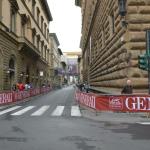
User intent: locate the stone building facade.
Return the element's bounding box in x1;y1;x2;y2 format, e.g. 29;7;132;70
49;33;63;88
76;0;150;93
0;0;53;90
60;55;67;86
77;56;83;83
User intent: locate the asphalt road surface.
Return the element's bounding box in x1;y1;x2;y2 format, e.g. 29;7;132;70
0;86;150;150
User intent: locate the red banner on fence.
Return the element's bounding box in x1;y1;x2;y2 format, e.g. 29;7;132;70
0;87;51;105
75;91;150;112
75;91;96;109
0;92;13;104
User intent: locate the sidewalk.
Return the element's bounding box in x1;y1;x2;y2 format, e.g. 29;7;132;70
81;108;150;124
89;86;148;95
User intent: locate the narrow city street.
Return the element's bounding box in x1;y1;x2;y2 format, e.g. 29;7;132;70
0;86;149;150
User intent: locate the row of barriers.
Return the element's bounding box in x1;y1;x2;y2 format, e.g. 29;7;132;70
0;87;51;105
75;90;150;112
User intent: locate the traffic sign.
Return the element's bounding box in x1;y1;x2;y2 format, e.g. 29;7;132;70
146;30;150;56
138;54;148;71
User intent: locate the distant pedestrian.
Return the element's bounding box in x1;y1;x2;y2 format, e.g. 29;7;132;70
12;84;17;91
28;83;32;89
18;82;25;91
79;83;84;91
121;79;133;94
25;83;28;90
84;83;90;93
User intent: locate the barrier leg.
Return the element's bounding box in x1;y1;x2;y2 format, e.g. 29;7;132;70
77;99;80;107
95;109;98;116
146;112;150;118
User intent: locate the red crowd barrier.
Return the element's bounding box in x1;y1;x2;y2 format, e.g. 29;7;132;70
75;91;96;109
75;90;150;112
0;92;13;104
0;87;51;105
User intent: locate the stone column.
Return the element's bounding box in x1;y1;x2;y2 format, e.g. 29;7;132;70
0;49;3;90
0;0;2;21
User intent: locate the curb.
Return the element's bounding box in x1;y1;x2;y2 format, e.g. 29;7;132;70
82;110;150;124
79;104;150;124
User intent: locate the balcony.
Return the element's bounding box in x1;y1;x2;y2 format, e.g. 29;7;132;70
40;56;49;65
18;37;40;58
61;55;67;65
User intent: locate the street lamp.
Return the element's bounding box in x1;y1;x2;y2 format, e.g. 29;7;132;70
19;72;24;83
39;71;43;88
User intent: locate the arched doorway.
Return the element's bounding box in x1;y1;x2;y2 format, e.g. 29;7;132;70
9;58;15;90
26;66;30;84
36;69;39;87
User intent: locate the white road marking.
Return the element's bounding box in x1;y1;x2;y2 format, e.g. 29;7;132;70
71;106;81;117
51;106;64;116
11;106;35;116
137;122;150;125
0;106;22;115
0;105;82;117
31;105;50;116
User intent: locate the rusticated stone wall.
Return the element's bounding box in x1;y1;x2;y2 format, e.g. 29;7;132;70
80;0;150;93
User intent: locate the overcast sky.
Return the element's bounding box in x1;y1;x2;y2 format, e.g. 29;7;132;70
48;0;82;52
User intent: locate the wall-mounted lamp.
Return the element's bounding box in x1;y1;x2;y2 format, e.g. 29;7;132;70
6;68;15;74
6;70;10;74
24;74;29;77
40;71;44;77
20;73;23;76
118;0;128;27
118;0;127;17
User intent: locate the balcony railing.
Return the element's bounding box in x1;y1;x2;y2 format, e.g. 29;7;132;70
18;36;40;57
